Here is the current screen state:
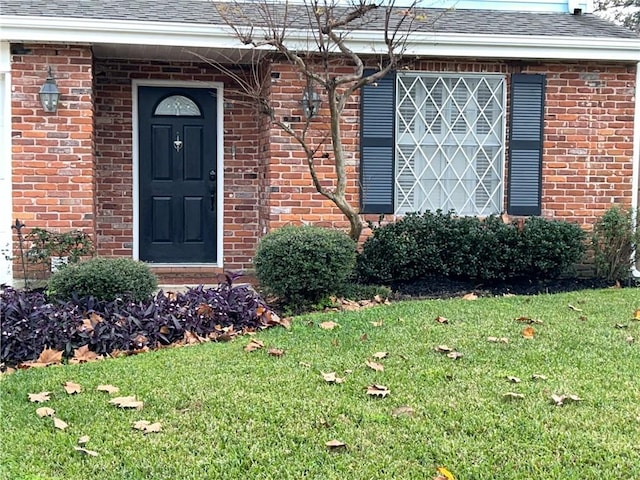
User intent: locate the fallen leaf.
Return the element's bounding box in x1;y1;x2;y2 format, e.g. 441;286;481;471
319;321;339;330
133;420;161;433
365;360;384;372
446;351;464;360
633;309;640;320
487;337;509;344
531;374;547;381
74;446;98;457
359;333;369;342
515;316;543;325
506;376;521;383
325;439;346;450
435;316;449;324
462;293;478;301
436;466;456;480
88;312;104;325
568;304;583;312
579;315;588;321
626;335;634;344
53;417;69;430
391;405;415;417
37;348;63;365
370;320;384;327
63;381;82;395
366;384;390;397
109;396;144;409
71;345;100;364
78;435;90;445
244;339;264;352
321;372;344;384
615;323;628;329
36;407;55;418
522;326;535;339
267;348;285;357
184;331;208;345
299;361;311;368
28;392;51;403
372;351;388;359
503;392;525;400
435;345;453;353
550;393;582;406
96;384;119;394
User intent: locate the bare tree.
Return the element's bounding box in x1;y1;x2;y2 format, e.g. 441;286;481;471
596;0;640;32
206;0;421;241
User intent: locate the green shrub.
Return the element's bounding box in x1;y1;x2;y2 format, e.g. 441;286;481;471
254;225;356;304
47;257;158;301
357;212;586;284
591;207;640;282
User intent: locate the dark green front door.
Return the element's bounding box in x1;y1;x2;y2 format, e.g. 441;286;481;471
138;86;217;263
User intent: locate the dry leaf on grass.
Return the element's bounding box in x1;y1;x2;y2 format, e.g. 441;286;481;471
133;420;162;433
487;337;509;344
96;384;119;394
435;316;449;324
615;323;628;329
522;327;535;339
503;392;525;400
551;393;582;406
36;407;55;418
321;372;344;384
28;392;51;403
372;351;388;359
626;335;635;344
506;376;521;383
359;333;369;342
325;439;346;450
434;345;453;353
267;348;285;357
633;309;640;320
391;405;415;417
109;396;144;410
53;417;69;430
319;321;339;330
366;384;390;397
63;381;82;395
74;446;99;457
531;374;547;381
370;320;384;327
462;293;478;301
78;435;90;445
244;339;264;352
446;351;464;360
365;360;384;372
515;316;543;325
435;466;456;480
70;345;100;364
568;304;583;312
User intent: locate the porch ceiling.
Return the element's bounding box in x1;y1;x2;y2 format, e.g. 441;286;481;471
92;43;258;63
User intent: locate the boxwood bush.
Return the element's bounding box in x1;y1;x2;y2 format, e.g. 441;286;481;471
254;225;357;304
47;257;158;302
357;212;585;284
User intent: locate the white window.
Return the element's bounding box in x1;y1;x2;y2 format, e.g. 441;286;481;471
395;73;506;216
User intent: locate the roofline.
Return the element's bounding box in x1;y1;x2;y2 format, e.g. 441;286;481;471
1;15;639;62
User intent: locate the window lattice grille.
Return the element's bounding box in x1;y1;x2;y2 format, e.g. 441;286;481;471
395;73;506;216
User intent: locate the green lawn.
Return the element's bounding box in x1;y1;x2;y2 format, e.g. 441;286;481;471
1;289;639;480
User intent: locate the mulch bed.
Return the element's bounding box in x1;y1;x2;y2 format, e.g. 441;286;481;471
390;276;620;301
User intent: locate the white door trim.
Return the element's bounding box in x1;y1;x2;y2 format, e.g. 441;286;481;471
131;79;224;268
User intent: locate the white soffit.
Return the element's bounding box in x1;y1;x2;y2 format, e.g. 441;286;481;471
1;16;640;62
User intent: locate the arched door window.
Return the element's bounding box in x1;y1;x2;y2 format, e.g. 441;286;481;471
154;95;201;116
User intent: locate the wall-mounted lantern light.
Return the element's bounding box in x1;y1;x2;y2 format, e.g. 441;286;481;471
301;82;321;119
39;67;60;113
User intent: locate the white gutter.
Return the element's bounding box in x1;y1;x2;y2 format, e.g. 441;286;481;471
631;61;640;279
1;15;640;62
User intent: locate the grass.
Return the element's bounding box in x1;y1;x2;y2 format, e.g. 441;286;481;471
1;288;639;480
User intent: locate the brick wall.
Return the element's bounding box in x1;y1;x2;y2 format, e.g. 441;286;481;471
11;44;95;272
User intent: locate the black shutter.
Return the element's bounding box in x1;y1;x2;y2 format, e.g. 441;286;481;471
360;70;395;214
507;74;545;216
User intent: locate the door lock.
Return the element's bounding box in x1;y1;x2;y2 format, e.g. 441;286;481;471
209;170;216;181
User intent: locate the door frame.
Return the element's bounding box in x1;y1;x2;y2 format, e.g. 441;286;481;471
132;79;224;267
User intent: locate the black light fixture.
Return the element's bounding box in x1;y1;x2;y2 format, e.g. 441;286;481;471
301;81;321;119
39;67;60;113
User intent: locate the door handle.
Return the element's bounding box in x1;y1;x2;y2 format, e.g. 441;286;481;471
210;189;216;212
